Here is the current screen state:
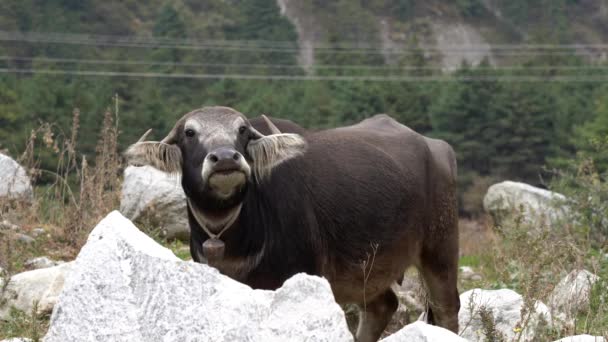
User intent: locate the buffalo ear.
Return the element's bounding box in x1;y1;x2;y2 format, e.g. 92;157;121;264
124;129;182;174
246;130;307;182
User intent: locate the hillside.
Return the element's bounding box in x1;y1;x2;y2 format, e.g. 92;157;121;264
2;1;608;70
278;0;608;69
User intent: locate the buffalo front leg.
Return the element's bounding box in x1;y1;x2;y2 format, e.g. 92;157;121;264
355;289;398;342
418;251;460;333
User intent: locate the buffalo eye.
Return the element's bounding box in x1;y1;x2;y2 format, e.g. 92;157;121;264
238;126;247;135
185;129;196;138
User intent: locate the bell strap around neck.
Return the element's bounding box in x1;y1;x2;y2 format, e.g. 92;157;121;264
187;198;242;240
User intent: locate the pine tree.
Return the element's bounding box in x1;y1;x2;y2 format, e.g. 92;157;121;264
491;83;555;182
429;63;501;177
570;86;608;173
153;5;186;38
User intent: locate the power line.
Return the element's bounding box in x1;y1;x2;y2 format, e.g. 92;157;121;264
0;56;306;69
2;67;608;82
2;31;608;50
1;31;608;56
1;56;607;71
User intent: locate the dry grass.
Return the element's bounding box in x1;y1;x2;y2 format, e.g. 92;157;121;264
0;305;48;342
1;97;122;257
458;162;608;340
457;143;608;341
1;97;124;340
459;217;499;257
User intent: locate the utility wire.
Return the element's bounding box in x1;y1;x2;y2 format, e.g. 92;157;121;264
2;67;607;82
1;31;608;56
2;31;608;51
1;56;606;71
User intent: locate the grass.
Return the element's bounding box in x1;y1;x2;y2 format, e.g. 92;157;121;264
456;162;608;339
0;306;48;342
455;146;608;340
459;254;481;268
166;239;191;261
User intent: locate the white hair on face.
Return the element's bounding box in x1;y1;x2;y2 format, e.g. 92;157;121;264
185;116;245;147
124;141;182;174
197;116;252;185
247;133;307;182
184;118;203;135
200;152;251;185
239;157;251;178
201;158;212;184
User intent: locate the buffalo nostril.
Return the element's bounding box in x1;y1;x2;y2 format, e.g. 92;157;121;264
232;153;240;161
209;154;219;163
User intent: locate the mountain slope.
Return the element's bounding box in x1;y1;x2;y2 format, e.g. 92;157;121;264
277;0;608;70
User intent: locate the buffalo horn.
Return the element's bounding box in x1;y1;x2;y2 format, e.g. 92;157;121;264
262;114;281;135
137;129;153;143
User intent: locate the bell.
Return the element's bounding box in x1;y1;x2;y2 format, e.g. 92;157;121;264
202;238;225;264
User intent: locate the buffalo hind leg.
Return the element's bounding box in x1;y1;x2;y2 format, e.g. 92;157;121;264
355;289;398;342
418;254;460;333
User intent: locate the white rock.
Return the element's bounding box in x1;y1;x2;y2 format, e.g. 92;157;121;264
548;269;600;317
0;220;21;231
385;302;410;335
15;233;35;244
0;262;72;320
44;211;352;342
483;181;568;229
381;321;467;342
432;22;494;71
24;256;62;270
553;335;606;342
395;274;425;312
120;165;188;240
460;266;474;275
31;228;46;237
458;288;552;342
395;289;425;315
0;153;33;200
459;266;483;282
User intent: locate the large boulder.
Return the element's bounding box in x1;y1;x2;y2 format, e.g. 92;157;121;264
483;181;568;229
458;288;552;342
548;269;600;317
380;321;466;341
120;165;188;240
0;262;72;320
0;153;33;200
44;211;352;342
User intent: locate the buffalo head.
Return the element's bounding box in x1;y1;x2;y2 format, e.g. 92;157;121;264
125;106;306;222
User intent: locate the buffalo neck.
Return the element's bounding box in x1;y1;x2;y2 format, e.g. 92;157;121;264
187;198;242;240
205;160;324;287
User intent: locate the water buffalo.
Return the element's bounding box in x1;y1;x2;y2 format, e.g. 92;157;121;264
125;106;459;341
